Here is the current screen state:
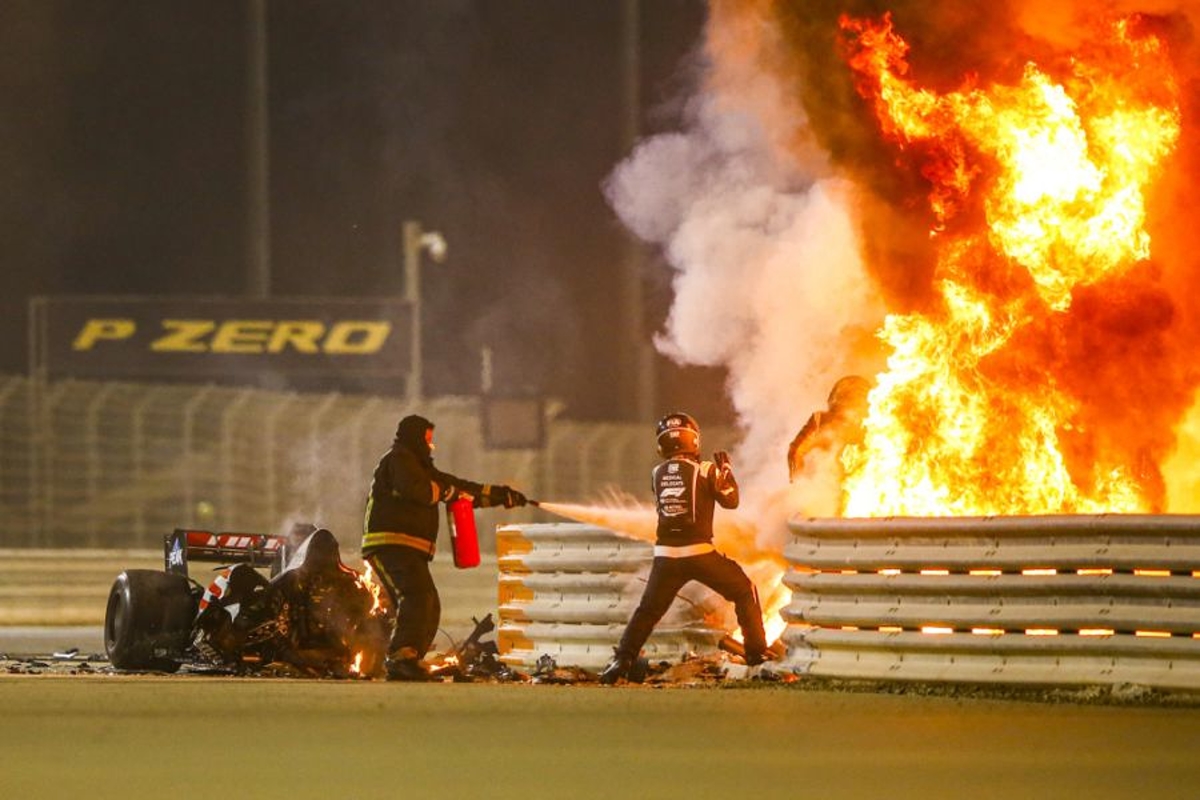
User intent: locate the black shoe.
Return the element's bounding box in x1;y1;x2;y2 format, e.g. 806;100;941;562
386;657;432;682
599;654;632;685
744;650;777;667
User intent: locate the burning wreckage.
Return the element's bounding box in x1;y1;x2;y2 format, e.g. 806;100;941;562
101;525;780;683
105;525;393;678
103;524;518;680
104;524;528;680
103;8;1200;686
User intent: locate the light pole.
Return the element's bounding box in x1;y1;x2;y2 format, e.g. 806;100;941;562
246;0;270;297
620;0;654;421
402;220;447;401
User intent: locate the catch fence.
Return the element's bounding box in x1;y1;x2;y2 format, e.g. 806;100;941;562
0;375;672;550
781;514;1200;691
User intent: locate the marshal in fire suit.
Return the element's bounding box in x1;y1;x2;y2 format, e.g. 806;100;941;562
600;412;768;684
361;414;527;681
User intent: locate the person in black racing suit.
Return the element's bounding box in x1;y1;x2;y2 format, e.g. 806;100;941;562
269;527;388;677
361;414;527;681
191;526;387;677
600;412;768;684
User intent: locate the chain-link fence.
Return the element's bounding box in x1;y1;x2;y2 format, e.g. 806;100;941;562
0;375;733;552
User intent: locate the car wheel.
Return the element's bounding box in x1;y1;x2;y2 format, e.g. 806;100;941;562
104;570;196;672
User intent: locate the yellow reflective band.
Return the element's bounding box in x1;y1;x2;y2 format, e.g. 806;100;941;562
653;543;715;558
361;532;436;556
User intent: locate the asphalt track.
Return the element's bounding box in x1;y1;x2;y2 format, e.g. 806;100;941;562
3;552;1200;798
2;670;1199;800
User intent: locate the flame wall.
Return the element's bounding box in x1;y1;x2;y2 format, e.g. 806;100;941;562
606;1;1200;529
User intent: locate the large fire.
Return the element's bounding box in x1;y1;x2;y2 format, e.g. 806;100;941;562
600;4;1200;663
837;13;1182;517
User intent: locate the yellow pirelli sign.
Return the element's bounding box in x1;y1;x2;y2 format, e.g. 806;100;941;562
31;296;412;380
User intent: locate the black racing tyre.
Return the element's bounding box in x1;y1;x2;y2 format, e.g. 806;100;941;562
104;570;197;672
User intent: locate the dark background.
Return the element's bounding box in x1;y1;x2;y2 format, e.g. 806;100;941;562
0;1;732;422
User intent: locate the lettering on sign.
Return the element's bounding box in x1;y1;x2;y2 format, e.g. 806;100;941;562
70;319;393;355
33;296;412;380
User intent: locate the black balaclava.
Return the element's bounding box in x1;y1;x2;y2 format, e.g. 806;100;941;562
301;528;341;575
395;414;435;467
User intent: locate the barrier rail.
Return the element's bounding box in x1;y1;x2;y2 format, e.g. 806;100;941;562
496;523;728;670
781;514;1200;691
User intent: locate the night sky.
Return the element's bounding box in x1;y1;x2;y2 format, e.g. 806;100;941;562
1;1;728;421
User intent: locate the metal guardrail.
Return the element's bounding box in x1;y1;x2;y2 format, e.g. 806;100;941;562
496;523;729;670
781;514;1200;691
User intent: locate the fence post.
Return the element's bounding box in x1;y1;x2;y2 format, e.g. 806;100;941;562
180;384;215;529
219;389;255;531
304;392;340;511
261;392;296;532
129;386;165;546
83;383;119;547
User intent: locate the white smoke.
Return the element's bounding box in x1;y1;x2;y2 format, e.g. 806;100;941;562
604;82;884;549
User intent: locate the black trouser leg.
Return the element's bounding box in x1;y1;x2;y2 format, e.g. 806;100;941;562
695;552;767;659
616;558;690;661
365;547;441;659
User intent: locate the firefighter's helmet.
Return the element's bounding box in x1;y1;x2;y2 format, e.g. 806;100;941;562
656;412;700;457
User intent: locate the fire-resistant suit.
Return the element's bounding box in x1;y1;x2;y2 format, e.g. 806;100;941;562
361;414;526;680
787;375;871;482
603;414;767;683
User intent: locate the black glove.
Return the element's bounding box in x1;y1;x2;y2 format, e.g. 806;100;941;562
713;450;731;469
498;485;528;508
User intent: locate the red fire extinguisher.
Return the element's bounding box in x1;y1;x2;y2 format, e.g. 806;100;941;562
447;497;480;569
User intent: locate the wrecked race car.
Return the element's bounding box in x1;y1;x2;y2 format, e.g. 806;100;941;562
103;525;389;677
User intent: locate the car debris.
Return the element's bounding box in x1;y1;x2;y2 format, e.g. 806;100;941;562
103;525;388;677
74;525;793;684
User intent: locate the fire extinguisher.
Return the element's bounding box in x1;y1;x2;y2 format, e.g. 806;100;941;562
446;496;480;569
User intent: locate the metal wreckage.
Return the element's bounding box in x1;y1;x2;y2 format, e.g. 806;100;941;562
101;524;781;684
105;525;387;678
103;524;511;680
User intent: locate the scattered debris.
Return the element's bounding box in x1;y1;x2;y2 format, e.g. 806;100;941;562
2;629;1190;705
531;655;595;685
647;653;729;685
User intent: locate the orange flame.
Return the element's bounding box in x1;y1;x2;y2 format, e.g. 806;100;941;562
838;13;1181;516
357;563;387;617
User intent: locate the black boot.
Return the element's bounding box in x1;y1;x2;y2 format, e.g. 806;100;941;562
386;657;432;682
599;652;633;685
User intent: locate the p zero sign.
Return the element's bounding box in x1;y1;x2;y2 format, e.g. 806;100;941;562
29;296;412;381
